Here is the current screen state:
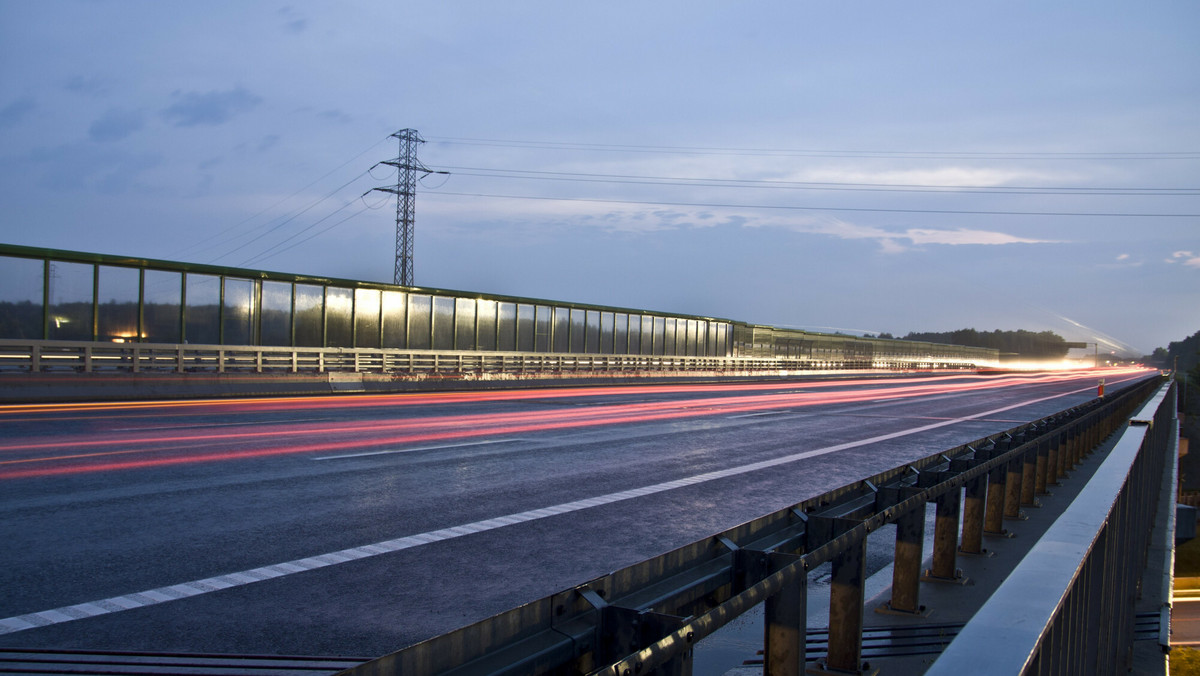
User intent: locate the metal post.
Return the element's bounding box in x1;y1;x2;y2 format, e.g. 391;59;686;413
824;538;867;673
765;560;806;676
926;488;963;581
960;475;987;555
1004;456;1024;520
984;464;1008;536
885;502;926;613
1021;448;1038;507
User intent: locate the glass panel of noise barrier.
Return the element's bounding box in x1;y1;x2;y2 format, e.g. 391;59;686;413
455;298;476;351
325;287;353;348
408;295;432;349
381;290;407;349
294;284;324;348
534;305;551;353
627;314;641;355
477;300;497;351
517;304;535;352
645;316;659;355
143;270;182;344
97;265;140;342
612;313;627;354
600;312;614;354
0;255;44;339
585;310;601;354
432;296;454;350
185;274;220;345
497;302;517;351
260;281;293;346
355;289;381;349
569;309;585;353
222;278;256;346
662;318;676;356
553;307;570;353
48;261;94;341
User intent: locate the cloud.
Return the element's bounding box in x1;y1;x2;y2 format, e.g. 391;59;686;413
88;108;145;142
903;228;1056;246
161;87;261;127
1166;251;1200;268
1116;253;1129;261
0;98;36;128
784;218;1058;251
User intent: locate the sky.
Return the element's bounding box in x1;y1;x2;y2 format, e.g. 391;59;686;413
1;2;1197;356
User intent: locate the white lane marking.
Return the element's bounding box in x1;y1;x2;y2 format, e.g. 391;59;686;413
727;410;790;419
0;384;1097;637
312;438;527;460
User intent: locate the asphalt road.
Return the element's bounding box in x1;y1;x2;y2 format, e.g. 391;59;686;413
0;368;1155;660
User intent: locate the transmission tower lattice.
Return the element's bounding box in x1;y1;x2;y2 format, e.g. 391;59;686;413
371;129;445;286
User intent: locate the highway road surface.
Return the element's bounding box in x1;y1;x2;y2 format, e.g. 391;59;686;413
0;368;1155;661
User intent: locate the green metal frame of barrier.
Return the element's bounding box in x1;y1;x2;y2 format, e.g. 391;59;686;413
336;375;1164;676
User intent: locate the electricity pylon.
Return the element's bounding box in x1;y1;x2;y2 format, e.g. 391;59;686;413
371;129;446;286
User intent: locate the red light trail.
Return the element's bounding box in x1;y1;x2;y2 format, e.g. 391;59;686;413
0;368;1148;480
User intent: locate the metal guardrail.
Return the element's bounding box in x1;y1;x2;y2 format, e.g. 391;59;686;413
337;376;1164;676
0;339;976;377
927;380;1176;675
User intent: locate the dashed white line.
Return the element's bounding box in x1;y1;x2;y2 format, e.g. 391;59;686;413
0;385;1095;637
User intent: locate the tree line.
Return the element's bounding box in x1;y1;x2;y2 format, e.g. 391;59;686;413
866;328;1071;360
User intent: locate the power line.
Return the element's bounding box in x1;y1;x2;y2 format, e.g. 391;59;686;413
171;135;392;259
238;201;369;267
437;165;1200;196
425;190;1200;218
427;136;1200;160
207;169;373;265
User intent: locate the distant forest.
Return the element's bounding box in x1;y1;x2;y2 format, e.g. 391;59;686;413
1158;330;1200;374
875;329;1071;360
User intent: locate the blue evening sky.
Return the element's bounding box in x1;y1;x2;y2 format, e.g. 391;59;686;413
1;2;1197;354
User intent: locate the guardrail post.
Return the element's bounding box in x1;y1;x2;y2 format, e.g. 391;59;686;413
960;473;987;556
1034;434;1049;496
821;537;869;674
925;487;965;582
1020;443;1039;507
764;553;806;676
1003;452;1025;521
1046;426;1062;486
883;497;926;614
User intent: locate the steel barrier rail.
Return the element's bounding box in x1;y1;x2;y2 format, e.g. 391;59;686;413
0;339;978;377
337;375;1163;676
926;380;1176;676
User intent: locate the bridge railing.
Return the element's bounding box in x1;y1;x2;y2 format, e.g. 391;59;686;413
926;379;1177;675
0;338;973;377
337;375;1166;676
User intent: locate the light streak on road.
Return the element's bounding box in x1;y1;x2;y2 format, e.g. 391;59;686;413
0;368;1148;480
